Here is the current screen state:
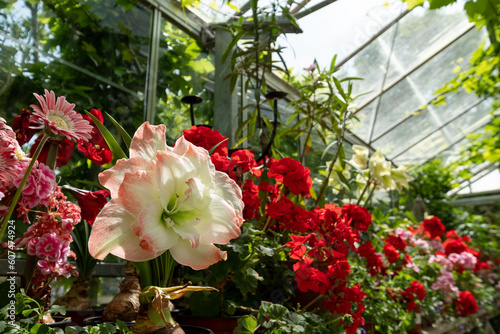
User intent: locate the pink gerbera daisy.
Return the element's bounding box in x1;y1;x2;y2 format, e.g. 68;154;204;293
30;89;93;142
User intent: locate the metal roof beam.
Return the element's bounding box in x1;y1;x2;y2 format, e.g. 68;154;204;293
294;0;339;20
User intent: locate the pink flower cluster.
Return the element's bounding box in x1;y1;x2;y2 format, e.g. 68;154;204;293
431;271;459;302
448;251;477;270
16;187;80;281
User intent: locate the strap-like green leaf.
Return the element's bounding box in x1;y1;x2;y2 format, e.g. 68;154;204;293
105;112;132;149
85;111;127;160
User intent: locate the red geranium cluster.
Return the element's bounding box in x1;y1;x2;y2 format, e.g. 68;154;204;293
286;204;368;333
422;216;445;239
356;241;385;276
401;281;426;312
342;204;372;232
455;291;478;315
268;157;312;197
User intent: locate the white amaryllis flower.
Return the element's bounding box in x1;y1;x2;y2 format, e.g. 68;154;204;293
88;122;244;270
390;164;414;193
368;149;392;189
349;145;369;170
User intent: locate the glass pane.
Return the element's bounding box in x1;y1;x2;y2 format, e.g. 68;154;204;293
443;99;492;142
155;21;216;143
350;100;377;142
192;0;249;23
393;100;492;165
373;88;483;157
371;27;487;139
457;169;500;194
384;3;470;85
394;131;448;164
335;25;397;107
0;0;151;134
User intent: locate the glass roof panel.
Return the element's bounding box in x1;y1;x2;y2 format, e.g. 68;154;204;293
191;0;248;23
393;101;492;165
384;3;471;85
350;100;377;142
393;131;447;165
369;27;487;140
372;89;484;157
335;26;396;107
456;167;500;195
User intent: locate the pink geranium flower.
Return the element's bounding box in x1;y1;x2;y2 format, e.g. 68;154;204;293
30;89;93;142
89;122;244;270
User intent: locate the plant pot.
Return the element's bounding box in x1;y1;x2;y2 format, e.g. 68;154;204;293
65;305;105;326
84;315;135;328
177;312;240;334
84;316;213;334
46;316;72;329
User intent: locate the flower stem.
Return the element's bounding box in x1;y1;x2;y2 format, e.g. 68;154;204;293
356;178;372;206
0;134;49;242
300;294;325;313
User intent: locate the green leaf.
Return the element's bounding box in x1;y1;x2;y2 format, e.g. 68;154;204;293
49;304;66;316
234;315;258;334
105;112;132;149
404;0;425;9
208;138;228;155
429;0;456;9
85;111;127;160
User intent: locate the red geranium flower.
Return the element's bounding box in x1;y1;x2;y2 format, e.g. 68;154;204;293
385;235;407;251
76;109;112;165
455;291;478;315
268;157;312;197
342;204;372;232
422;216;445;239
443;238;467;255
182;125;228;156
383;243;400;263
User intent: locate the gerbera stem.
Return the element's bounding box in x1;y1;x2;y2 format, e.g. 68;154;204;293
0;134;49;242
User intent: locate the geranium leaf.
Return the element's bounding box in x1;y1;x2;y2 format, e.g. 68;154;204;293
234;315;258;334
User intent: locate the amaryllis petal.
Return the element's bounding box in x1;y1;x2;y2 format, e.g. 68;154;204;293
194;194;242;244
174;136;215;187
88;200;155;261
155;150;195;210
137;199;179;256
213;171;244;216
169;238;227;270
118;170;158;217
130;122;167;161
99;157;150;197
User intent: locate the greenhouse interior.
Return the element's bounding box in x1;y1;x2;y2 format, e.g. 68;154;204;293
1;0;500;333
